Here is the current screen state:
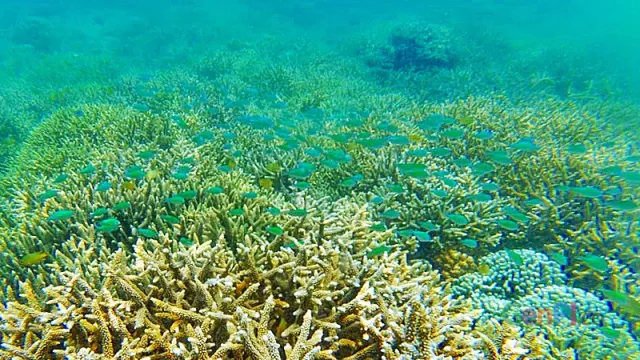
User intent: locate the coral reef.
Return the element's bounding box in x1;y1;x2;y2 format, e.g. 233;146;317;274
454;250;640;358
0;163;483;358
1;6;640;359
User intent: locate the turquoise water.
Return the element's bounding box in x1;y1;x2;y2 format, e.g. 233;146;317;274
1;1;640;359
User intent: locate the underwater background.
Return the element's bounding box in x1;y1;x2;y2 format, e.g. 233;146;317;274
1;0;640;358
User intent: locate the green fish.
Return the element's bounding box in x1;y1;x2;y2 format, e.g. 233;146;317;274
605;200;638;212
506;250;524;265
510;140;540;152
397;229;414;238
125;165;146;180
161;215;181;225
266;207;282;216
441;128;465;139
402;168;430;179
413;231;432;242
321;160;340;169
620;171;640;184
137;150;156;160
600;289;640;316
228;208;245;216
112;201;131;211
457;115;475;126
165;196;186;205
473;130;494;140
283;239;304;249
418;221;438;231
206;186;224;195
288;209;308;217
48;209;74;221
339;178;358;188
550;252;569;266
388;135;409;145
428;147;452;157
266;225;284;236
369;223;387;232
358;138;387;150
288;167;313;179
432;189;448;198
600;165;622;176
496;219;518;231
407;149;428;158
480;183;500;192
80;164;97;175
460;239;478;248
371;196;384;205
177;190;198;200
453;157;472;167
578;254;609;272
568;186;603;198
387;184;404;193
467;193;492;203
523;198;544;207
137;228;158;238
294;182;311;190
600;327;622;340
441;177;458;187
97;218;120;233
566;144;587;154
96;181;112;192
180;156;196;164
382;209;401;219
179;237;194;246
503;206;529;223
366;245;392;258
446;213;469;226
173;117;189;129
176;165;191;174
38;189;59;202
91;207;108;218
53;173;68;184
485;149;512;165
172;172;189;180
472;162;495;176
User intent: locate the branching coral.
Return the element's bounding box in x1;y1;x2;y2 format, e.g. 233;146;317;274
0;197;483;359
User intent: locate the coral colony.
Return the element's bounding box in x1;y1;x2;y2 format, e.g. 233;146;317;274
0;9;639;360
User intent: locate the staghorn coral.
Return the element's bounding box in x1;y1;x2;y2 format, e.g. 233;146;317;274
0;118;484;358
0;195;484;359
1;22;640;360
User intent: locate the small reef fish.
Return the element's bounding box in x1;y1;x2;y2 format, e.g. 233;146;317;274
578;254;610;272
460;239;478;248
266;225;284;236
478;263;490;275
259;178;274;189
367;245;391;258
137;228;158;238
600;288;640;317
506;250;524;265
19;251;47;267
122;181;136;190
145;170;161;180
48;209;74;221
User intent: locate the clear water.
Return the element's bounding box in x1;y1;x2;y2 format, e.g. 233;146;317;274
1;1;639;359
